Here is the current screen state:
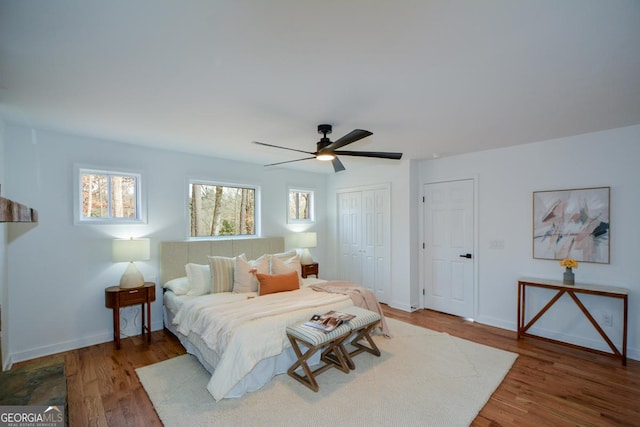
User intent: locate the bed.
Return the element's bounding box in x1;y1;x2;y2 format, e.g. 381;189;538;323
160;237;370;401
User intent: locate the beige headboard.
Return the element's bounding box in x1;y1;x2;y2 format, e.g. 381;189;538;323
160;237;285;285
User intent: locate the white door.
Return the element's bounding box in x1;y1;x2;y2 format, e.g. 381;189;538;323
361;189;391;302
423;179;475;318
338;187;391;304
338;192;363;286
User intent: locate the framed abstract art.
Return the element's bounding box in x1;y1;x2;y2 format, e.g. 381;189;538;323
532;187;610;263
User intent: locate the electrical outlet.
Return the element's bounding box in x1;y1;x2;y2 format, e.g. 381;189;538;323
601;312;613;327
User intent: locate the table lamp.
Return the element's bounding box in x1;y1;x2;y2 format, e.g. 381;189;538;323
112;237;150;288
297;232;317;265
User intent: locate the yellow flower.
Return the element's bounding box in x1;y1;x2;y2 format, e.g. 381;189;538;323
560;258;578;269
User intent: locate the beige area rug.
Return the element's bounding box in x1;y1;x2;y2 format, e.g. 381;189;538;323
136;318;517;427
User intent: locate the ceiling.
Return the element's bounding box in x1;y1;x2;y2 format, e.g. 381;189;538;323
1;1;639;173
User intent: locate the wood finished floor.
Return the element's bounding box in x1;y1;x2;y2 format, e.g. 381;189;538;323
13;306;640;426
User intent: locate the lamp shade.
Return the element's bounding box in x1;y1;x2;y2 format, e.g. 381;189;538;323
112;238;150;262
297;232;317;249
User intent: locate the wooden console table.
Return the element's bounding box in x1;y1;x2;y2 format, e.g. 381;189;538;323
517;277;628;365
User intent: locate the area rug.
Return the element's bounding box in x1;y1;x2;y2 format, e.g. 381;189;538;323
136;318;517;427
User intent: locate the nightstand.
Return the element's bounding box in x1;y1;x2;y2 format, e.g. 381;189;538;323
105;282;156;349
301;262;319;278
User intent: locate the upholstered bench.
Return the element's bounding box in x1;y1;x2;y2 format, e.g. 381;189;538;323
336;306;382;369
286;322;352;392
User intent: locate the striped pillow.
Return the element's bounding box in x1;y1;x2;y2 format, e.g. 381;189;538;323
207;256;235;293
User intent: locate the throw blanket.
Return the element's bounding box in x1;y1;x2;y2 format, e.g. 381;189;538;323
311;281;392;337
172;288;352;400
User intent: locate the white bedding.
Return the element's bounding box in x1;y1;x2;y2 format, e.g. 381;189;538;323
165;285;352;400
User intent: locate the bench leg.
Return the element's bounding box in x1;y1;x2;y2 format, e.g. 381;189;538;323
342;321;382;370
287;333;351;392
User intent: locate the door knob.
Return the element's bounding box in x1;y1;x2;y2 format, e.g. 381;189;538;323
459;253;472;259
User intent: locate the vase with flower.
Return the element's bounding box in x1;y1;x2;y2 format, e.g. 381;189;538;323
559;258;578;285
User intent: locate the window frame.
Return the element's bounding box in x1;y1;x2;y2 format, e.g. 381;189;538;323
74;165;146;224
287;187;315;224
187;178;261;240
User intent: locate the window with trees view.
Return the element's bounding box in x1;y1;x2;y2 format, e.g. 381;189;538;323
190;181;257;237
288;188;314;223
79;169;142;222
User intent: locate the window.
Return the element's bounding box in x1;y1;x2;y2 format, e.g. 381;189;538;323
77;168;143;223
288;188;314;223
189;181;258;238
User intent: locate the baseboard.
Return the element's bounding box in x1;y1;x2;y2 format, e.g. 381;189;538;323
475;314;639;362
8;319;165;365
475;314;515;332
388;302;415;312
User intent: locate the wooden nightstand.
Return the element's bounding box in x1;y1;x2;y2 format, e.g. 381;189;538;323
105;282;156;349
301;262;319;278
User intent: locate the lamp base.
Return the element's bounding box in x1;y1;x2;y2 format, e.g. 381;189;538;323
119;262;145;288
300;248;314;265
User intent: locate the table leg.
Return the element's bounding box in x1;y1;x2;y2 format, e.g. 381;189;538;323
140;303;145;336
146;295;152;343
114;300;121;350
517;282;522;338
623;295;628;366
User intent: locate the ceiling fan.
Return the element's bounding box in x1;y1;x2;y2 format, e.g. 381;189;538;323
253;124;403;173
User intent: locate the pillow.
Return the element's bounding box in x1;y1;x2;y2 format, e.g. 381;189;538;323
163;276;191;295
185;263;211;296
256;270;300;296
271;253;302;280
271;250;298;261
233;254;269;293
207;255;235;293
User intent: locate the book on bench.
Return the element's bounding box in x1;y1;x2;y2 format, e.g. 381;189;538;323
303;310;356;332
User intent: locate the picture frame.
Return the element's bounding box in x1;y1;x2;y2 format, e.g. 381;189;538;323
532;187;610;263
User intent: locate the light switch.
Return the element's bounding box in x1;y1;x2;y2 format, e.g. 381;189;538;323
489;240;504;250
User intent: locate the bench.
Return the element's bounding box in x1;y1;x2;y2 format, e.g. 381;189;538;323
286;322;352;392
286;306;382;391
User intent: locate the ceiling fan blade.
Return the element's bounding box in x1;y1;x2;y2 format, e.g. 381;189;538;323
334;150;403;160
325;129;373;151
331;157;346;173
253;141;315;155
264;157;316;167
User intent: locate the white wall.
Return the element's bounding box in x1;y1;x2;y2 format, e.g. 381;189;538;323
0;119;8;369
3;123;328;365
419;125;640;360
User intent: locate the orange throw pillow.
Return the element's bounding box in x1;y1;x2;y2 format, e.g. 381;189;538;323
256;270;300;296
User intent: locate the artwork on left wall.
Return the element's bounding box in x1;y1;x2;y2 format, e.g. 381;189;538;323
532;186;610;263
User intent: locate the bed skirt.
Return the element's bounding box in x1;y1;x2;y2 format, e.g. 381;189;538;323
163;305;320;399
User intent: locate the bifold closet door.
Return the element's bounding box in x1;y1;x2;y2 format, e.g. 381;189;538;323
338;187;390;304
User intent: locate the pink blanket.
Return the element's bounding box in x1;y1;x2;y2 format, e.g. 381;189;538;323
311;281;392;337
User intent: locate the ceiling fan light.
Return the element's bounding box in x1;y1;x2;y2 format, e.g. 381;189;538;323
316;153;335;161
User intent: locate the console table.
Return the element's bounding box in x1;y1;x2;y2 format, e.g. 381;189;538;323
517;277;628;365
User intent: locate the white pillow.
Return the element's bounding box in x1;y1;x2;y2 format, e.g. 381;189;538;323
185;263;211;296
270;254;302;286
233;254;269;293
163;276;191;296
207;255;235;293
272;250;298;261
